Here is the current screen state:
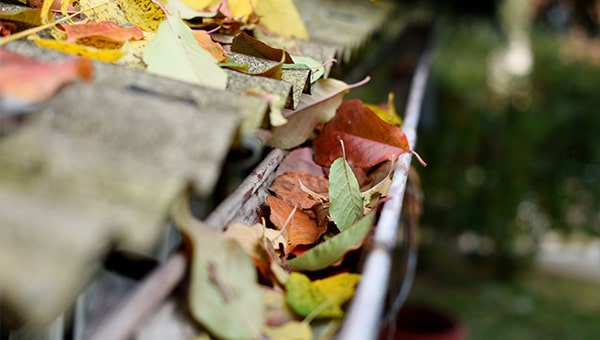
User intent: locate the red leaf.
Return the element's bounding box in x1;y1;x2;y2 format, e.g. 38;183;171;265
313;99;411;167
61;21;144;43
266;195;325;254
0;50;92;104
270;172;328;209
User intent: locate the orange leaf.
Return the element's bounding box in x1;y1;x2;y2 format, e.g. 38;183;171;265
266;195;325;254
61;21;144;43
270;172;328;209
192;30;226;62
313;99;411;167
0;49;92;105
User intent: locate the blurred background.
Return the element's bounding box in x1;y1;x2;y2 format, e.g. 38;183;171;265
349;0;600;338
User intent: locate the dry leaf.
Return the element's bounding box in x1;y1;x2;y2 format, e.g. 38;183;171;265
314;99;411;167
267;195;325;254
270;172;329;209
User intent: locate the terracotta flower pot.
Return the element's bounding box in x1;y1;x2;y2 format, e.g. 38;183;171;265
380;304;466;340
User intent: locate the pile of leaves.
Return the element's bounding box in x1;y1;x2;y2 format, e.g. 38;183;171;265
0;0;323;119
172;98;425;339
1;0;426;336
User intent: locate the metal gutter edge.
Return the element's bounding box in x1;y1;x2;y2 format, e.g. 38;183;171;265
338;26;435;340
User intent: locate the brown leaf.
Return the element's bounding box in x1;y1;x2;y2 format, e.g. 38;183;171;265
231;31;293;63
270;171;328;209
313;99;411;167
266;195;325;253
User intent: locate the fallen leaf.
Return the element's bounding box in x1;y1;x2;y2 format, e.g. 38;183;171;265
80;0;129;27
225;223;289;287
284;211;375;271
313;272;361;307
270;172;328;209
143;15;228;90
275;147;325;177
263;288;296;327
231;31;293;64
263;77;369;149
314;99;411;167
170;194;264;340
361;160;394;208
192;30;226;62
183;0;219;11
0;49;92;109
254;0;308;40
0;8;45;27
365;91;402;127
328;157;363;231
267;195;324;253
34;38;125;62
289;54;325;83
226;0;253;20
263;320;312;340
61;21;143;43
285;272;343;319
116;0;165;32
223;222;286;257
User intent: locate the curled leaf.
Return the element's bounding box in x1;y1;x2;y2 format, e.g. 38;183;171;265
267;195;325;254
314;99;411;167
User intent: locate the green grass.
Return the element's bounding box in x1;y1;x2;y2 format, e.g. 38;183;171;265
407;267;600;340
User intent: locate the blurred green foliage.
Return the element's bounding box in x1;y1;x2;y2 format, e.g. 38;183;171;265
418;18;600;275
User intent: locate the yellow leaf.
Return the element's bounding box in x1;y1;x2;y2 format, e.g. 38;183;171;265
263;321;312;340
313;272;361;307
183;0;219;11
365;92;403;127
116;0;165;32
80;0;129;26
34;38;124;62
255;0;308;40
227;0;255;20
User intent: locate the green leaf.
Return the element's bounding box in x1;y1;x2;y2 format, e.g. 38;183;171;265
285;272;343;319
290;55;325;83
284;212;375;271
143;16;227;90
329;157;363;231
170;194;264;339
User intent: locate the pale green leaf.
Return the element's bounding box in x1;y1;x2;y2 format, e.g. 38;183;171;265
329;157;363;231
284;212;375;271
170;194;263;339
289;55;324;83
143;16;227;90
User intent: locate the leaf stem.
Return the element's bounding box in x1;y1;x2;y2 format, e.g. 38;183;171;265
274;205;297;241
